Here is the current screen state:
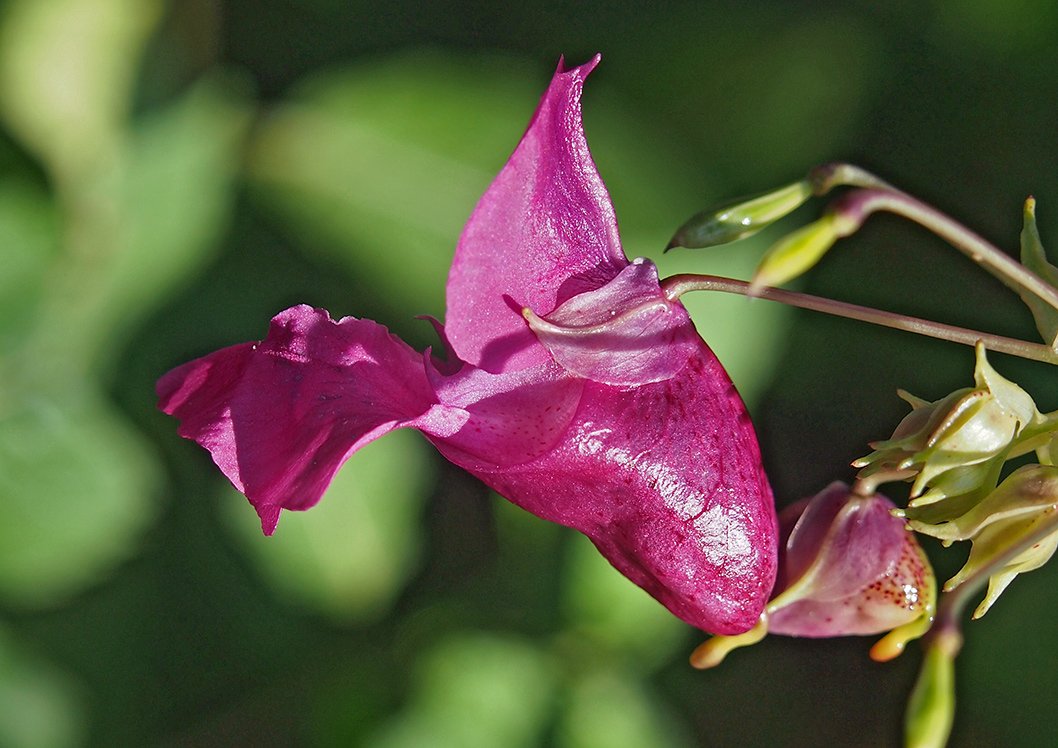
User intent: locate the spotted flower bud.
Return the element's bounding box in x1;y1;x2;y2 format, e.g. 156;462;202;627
854;344;1039;503
691;482;935;668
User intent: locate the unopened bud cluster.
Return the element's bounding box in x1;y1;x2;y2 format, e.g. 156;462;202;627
856;343;1058;617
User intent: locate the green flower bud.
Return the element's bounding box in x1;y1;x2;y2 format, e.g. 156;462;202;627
855;344;1039;503
750;212;855;291
936;465;1058;618
1018;197;1058;350
904;637;957;748
666;180;812;250
908;464;1058;544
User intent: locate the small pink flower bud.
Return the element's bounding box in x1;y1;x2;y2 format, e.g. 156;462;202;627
767;483;934;643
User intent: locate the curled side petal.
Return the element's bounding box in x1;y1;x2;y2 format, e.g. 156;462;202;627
157;305;459;534
524;258;700;386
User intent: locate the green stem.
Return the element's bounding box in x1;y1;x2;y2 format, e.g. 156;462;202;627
661;274;1058;365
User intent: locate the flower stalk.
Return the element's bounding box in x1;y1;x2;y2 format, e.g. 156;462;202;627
661;274;1058;365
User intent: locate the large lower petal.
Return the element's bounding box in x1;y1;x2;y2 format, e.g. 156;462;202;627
157;305;465;534
445;56;628;374
435;344;778;636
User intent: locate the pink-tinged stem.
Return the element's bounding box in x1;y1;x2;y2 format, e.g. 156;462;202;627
661;274;1058;365
811;163;1058;316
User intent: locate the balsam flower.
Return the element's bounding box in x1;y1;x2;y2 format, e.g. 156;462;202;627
691;482;934;668
157;57;777;635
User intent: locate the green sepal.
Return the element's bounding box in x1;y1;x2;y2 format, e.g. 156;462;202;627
1018;197;1058;350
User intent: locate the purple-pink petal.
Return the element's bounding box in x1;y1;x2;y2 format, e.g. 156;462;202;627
452;352;776;635
779;483;898;600
158;57;780;636
444;55;628;374
525;258;700;386
157;305;463;534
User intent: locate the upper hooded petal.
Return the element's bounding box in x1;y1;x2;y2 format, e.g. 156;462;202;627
157;305;466;534
444;55;628;374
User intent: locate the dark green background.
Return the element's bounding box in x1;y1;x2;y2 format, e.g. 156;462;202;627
2;0;1057;745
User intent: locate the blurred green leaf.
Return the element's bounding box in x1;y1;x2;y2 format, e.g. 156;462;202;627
224;429;434;622
0;178;58;350
556;667;690;748
369;633;556;748
0;627;85;748
561;534;684;665
0;387;158;607
650;14;882;181
247;50;542;319
98;74;251;352
0;0;162;177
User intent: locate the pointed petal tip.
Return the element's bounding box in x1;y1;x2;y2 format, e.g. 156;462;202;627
555;53;602;77
258;504;281;536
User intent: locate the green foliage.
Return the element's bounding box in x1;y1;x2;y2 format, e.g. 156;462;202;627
224;429;435;623
369;634;557;748
0;390;158;607
247;51;540;319
0;627;84;748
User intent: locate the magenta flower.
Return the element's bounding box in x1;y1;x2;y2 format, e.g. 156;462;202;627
157;56;777;635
